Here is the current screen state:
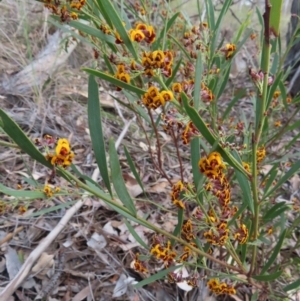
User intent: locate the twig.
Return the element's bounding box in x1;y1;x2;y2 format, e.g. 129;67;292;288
0;226;24;246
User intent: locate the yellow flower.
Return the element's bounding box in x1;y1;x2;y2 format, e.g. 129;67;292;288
160;90;174;102
242;162;250;173
172;83;182;93
43;185;53;197
274;120;281;127
129;29;145;42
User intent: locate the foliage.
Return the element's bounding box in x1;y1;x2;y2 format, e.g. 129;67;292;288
1;0;300;299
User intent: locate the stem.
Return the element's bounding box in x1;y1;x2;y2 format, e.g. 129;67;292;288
61;168;244;273
250;0;271;275
0;140;19;148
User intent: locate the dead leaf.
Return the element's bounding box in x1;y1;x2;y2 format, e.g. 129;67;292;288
32;252;54;275
147;180;169;194
123;174;143;198
5;247;22;280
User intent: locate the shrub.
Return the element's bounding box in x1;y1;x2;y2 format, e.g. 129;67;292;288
1;0;300;300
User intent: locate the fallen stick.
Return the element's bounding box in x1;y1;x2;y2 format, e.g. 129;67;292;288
0;198;87;299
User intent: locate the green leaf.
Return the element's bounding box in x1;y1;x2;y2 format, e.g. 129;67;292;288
283;278;300;292
94;0;113;28
0;183;45;200
153;12;180;50
124;146;145;194
222;89;246;119
262;163;279;197
262;202;289;222
165;58;182;88
205;0;215;30
193;52;203;110
0;109;50;168
191;138;202;190
216;64;231;100
88;75;112;196
109;139;136;216
95;0;138;60
235;169;254;214
28;200;77;217
134;265;181;288
124;219;149;249
269;0;283;37
69;20;116;45
252;270;282;282
172;208;184;244
83;68;146;96
260;230;286;275
264;159;300;199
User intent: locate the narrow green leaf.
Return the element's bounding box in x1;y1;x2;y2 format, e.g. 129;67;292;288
262;164;279;197
283;278;300;292
205;0;215;30
172;208;184;240
69;20;116;45
269;0;283;37
94;0;113;28
124;146;145;194
0;109;50;168
235;169;254;213
222;89;246;119
266;71;282;110
96;0;138;60
252;270;282;282
191;138;202;191
134;265;181;288
260;230;286;275
103;54;115;74
264;159;300;199
193;53;202;110
88;75;112;196
109;139;136;215
153;12;180;50
165;58;182;88
0;183;45;199
83;68;146;96
216;64;231;100
28;200;77;217
124;219;149;249
262;202;289;222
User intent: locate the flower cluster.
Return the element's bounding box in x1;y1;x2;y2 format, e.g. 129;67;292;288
46;138;74;167
181;121;199;144
129;23;156;43
199;152;248;245
114;64;130;90
171;80;214;103
181;219;195;241
131;253;148;273
207;278;236;295
257;146;266;164
43;185;60;198
249;68;274;92
221;43;236;60
142;50;173;77
233;223;249;244
150;239;177;267
171;180;186;209
43;0;86;21
142;86;173;109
